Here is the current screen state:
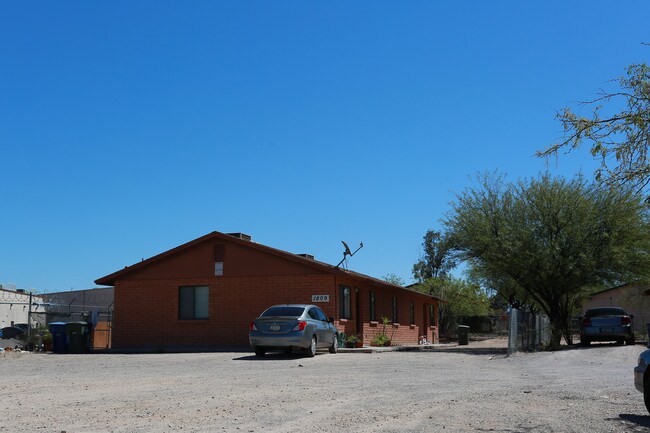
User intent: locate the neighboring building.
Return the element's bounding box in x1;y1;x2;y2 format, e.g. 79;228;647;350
0;285;46;329
582;282;650;336
95;231;443;351
41;287;115;349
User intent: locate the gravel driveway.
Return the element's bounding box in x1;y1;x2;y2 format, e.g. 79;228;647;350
1;340;649;432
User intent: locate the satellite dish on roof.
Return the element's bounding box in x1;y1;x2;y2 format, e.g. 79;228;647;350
336;240;364;269
342;241;352;256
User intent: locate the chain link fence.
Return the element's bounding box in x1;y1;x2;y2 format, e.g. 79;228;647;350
440;308;649;353
507;309;550;354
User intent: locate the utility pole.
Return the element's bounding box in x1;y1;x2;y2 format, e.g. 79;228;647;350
27;291;32;337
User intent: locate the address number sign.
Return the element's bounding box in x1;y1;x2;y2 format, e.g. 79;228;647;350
311;294;330;303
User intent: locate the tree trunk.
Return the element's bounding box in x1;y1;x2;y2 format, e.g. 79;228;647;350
549;323;563;350
547;307;567;350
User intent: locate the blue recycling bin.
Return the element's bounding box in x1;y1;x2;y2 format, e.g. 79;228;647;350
49;322;68;354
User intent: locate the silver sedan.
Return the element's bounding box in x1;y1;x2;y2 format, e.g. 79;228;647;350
249;304;338;357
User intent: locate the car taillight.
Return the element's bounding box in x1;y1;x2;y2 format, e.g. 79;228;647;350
621;316;632;325
582;317;591;327
250;322;258;331
292;321;307;331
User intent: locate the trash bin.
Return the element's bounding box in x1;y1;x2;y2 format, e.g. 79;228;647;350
66;322;90;354
457;325;470;346
49;322;68;354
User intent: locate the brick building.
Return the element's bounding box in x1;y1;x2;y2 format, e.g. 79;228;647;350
95;231;442;351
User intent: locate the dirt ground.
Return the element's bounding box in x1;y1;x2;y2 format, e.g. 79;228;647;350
1;339;649;433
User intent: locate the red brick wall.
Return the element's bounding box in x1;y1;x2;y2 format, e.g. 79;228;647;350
120;238;323;281
108;234;442;350
113;274;336;349
332;277;440;346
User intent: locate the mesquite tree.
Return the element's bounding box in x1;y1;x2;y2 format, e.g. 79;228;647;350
444;173;650;349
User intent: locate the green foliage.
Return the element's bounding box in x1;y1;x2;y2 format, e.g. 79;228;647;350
413;276;491;317
412;230;456;282
382;273;406;286
444;172;650;348
19;325;51;351
412;276;491;336
538;62;650;193
371;316;393;346
345;334;359;343
371;333;391;347
36;325;51;343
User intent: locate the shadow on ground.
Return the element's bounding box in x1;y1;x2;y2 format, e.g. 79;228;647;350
233;352;326;361
430;347;508;356
616;414;650;429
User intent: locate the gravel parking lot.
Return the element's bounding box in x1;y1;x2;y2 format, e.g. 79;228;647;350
1;340;649;433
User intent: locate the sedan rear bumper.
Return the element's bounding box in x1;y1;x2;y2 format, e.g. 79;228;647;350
581;326;633;341
249;331;312;350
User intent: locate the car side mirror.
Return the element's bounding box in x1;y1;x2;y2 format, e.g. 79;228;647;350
328;317;335;323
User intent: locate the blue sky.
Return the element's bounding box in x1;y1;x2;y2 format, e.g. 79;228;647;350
2;2;649;292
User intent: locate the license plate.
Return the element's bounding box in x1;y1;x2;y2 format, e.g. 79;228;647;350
269;324;281;331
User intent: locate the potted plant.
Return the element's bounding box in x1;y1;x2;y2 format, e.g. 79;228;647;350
371;333;391;347
344;334;359;348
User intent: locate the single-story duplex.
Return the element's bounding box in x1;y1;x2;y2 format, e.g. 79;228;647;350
95;231;443;351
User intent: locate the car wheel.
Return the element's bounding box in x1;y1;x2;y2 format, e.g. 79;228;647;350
616;340;625;345
305;336;317;357
645;375;650;415
254;347;266;357
627;337;636;346
283;347;292;355
580;337;590;347
329;335;338;354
